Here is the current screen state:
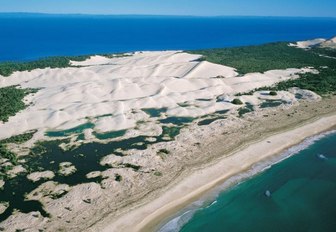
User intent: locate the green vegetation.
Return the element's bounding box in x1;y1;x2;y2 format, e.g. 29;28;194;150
0;86;37;122
103;53;133;59
161;126;181;139
197;116;226;126
238;103;255;117
0;56;88;77
0;52;138;77
0;144;17;165
0;142;17;180
191;43;336;96
0;131;36;144
269;91;278;96
264;69;336;95
115;174;122;182
0;53;133;77
158;148;170;155
154;171;162;177
260;100;287;109
190;43;336;74
123;163;141;171
231;98;243;105
0;131;37;179
311;47;336;58
237;68;336;96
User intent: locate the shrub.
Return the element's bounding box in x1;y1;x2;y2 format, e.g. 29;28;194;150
269;91;278;96
154;171;162;177
115;174;122;182
158;149;170;154
231;98;243;105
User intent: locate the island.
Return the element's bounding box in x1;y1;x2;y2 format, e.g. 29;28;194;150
0;37;336;231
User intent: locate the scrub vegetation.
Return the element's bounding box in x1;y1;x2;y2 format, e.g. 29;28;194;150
0;53;132;77
231;98;243;105
0;86;38;122
191;43;336;96
0;130;36;144
0;131;36;179
0;56;89;77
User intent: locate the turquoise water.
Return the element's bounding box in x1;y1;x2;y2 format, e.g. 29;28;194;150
162;131;336;232
45;122;95;137
0;114;196;222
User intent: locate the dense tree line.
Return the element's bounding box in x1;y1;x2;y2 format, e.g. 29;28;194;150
0;53;134;77
0;56;89;77
191;43;336;95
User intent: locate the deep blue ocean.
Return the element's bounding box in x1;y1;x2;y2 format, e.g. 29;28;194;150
1;14;336;62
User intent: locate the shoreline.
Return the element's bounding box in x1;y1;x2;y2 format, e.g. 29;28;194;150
96;112;336;232
158;128;336;232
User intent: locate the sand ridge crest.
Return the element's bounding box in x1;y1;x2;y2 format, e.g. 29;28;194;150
0;51;316;140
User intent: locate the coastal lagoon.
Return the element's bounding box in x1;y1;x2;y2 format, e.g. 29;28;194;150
162;132;336;232
1;14;336;61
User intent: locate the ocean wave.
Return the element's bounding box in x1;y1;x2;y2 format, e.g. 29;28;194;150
157;130;336;232
158;209;196;232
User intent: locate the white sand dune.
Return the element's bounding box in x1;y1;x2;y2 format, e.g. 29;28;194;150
289;38;326;49
289;36;336;49
0;51;315;140
320;36;336;48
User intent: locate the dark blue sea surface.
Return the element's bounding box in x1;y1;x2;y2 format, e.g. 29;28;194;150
163;132;336;232
0;14;336;62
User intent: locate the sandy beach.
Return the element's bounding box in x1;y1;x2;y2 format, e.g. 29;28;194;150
89;100;336;232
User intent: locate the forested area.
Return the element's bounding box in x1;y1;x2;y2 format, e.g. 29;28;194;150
0;86;37;122
192;43;336;95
